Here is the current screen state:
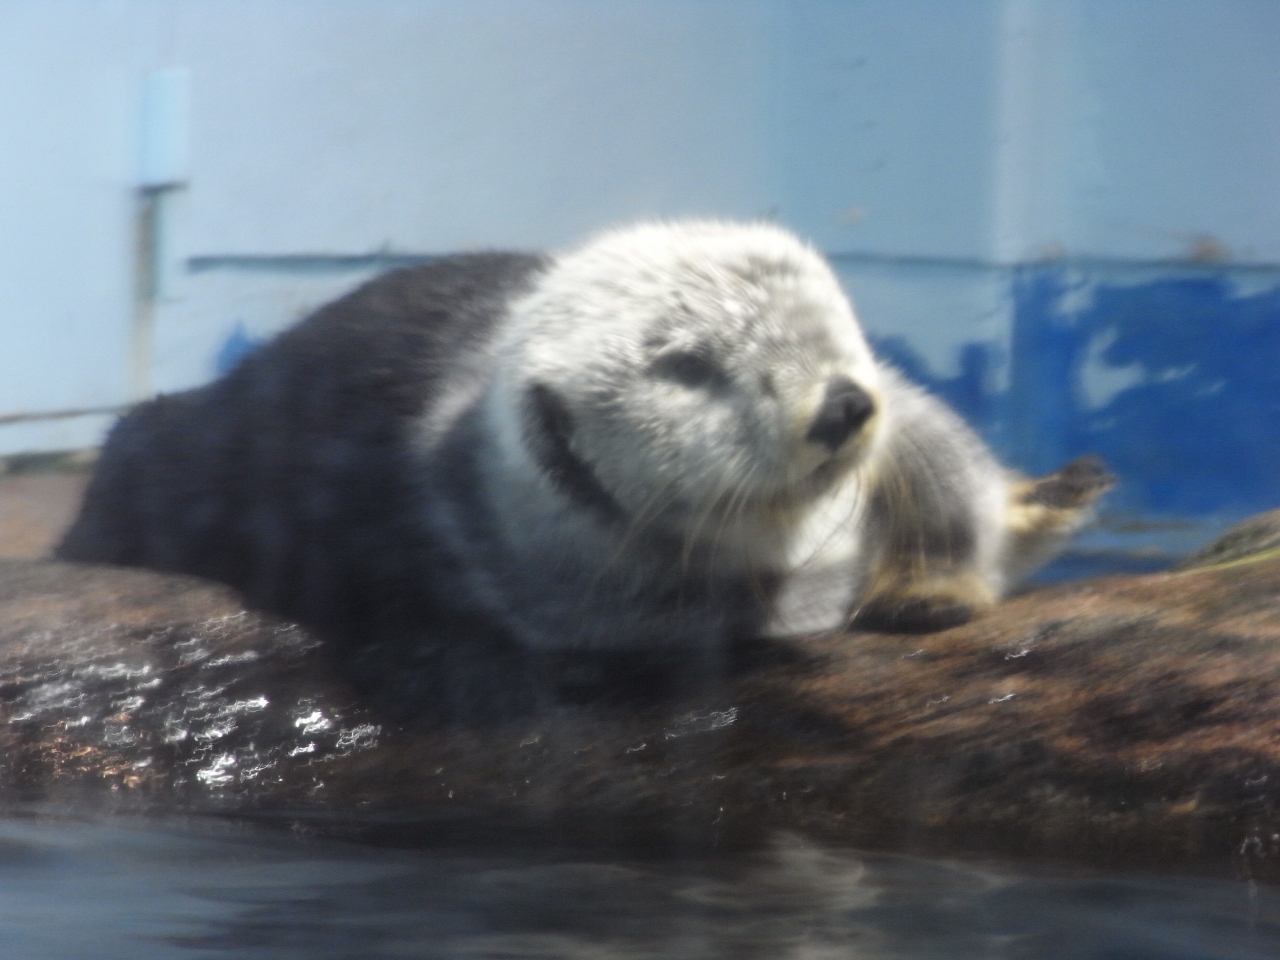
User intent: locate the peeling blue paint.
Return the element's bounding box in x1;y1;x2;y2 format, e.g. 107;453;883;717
870;263;1280;569
1010;267;1280;522
214;322;264;376
870;335;1003;445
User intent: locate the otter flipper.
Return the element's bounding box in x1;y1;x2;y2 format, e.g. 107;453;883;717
1003;457;1114;584
851;373;1112;635
1017;456;1114;510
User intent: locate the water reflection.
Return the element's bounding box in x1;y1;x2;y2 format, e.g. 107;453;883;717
0;816;1275;959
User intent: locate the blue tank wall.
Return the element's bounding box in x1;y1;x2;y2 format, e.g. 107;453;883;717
1009;266;1280;520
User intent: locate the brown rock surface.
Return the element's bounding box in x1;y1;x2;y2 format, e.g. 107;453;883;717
1;542;1280;880
1176;508;1280;571
0;469;88;559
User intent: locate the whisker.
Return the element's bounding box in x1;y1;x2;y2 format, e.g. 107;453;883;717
703;455;758;578
567;468;688;623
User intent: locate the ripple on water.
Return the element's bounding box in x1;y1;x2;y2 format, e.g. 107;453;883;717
0;818;1276;960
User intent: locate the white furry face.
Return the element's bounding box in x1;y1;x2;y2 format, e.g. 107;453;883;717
492;221;883;537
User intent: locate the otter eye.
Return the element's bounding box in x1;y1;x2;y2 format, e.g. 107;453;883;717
651;350;730;391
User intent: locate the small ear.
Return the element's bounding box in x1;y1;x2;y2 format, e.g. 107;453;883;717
1016;455;1114;510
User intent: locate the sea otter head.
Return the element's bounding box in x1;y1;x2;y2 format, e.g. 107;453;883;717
490;220;884;542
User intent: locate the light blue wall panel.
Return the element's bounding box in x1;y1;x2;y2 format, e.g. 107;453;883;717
175;0;784;255
0;2;142;421
775;0;1004;259
1072;0;1280;262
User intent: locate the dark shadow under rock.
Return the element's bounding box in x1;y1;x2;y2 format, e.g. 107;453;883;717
4;544;1280;881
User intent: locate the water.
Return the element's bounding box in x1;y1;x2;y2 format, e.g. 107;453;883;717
1;814;1277;959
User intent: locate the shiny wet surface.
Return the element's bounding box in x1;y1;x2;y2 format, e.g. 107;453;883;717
1;815;1277;959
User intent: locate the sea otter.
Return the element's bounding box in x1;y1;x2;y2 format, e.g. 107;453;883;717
58;221;1109;666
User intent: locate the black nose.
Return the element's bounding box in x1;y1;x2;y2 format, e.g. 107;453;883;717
806;375;875;451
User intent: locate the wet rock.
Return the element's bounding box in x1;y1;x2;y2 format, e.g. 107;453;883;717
1175;508;1280;571
3;544;1280;881
0;559;367;809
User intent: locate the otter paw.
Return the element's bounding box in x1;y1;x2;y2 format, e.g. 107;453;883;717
853;589;980;634
1019;455;1114;510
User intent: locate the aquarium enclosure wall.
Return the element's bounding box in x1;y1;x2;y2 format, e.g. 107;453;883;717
3;0;1279;569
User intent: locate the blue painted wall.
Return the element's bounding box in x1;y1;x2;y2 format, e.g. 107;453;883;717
863;260;1280;565
1009;267;1280;521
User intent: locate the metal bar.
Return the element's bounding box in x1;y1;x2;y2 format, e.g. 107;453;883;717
0;406;129;428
